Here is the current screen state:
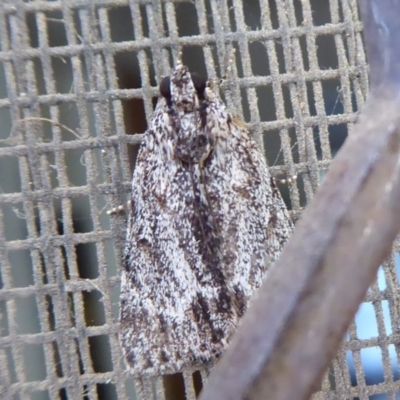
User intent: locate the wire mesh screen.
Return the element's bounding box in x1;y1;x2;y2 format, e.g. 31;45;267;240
0;0;399;399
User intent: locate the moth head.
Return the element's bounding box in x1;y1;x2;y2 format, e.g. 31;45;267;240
159;64;206;111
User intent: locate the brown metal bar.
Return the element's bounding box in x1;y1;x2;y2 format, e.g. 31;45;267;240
199;1;400;399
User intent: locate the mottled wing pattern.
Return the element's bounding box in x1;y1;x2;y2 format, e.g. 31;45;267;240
119;65;293;376
120;101;211;375
202;103;293;307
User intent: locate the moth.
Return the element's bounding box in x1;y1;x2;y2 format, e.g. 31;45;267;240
119;64;293;376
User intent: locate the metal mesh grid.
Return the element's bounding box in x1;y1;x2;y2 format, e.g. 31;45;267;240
0;0;399;399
